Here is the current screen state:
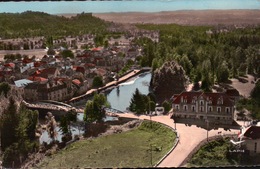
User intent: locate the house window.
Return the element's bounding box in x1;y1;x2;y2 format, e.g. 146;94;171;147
255;143;257;153
200;106;204;112
208;100;212;104
226;107;230;114
200;101;203;105
192;99;196;103
217;107;221;113
208;106;212;112
175;105;179;110
183;105;187;111
192;106;195;112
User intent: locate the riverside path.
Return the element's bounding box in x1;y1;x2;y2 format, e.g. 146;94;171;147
116;113;240;167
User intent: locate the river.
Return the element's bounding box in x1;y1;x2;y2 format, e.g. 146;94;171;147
107;72;152;112
40;72;151;143
1;1;260;14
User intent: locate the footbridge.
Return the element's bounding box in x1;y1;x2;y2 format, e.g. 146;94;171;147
22;100;124;118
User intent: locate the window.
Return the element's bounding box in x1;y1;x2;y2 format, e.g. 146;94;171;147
200;101;203;105
208;100;212;104
192;106;195;112
200;106;204;112
175;105;179;110
183;105;187;111
217;107;221;113
208;106;212;112
255;142;257;153
192;99;196;103
226;107;230;114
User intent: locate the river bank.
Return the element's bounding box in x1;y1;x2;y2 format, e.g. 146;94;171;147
68;68;151;105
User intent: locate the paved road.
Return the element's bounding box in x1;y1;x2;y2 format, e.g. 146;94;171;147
117;113;240;167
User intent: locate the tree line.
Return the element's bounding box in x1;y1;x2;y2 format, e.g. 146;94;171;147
0;83;39;168
0;11;108;39
135;24;260;91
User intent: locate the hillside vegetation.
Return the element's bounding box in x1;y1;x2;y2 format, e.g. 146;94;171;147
36;120;176;168
0;11;108;39
135;24;260;93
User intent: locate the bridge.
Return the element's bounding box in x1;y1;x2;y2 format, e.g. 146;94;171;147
23;100;124;118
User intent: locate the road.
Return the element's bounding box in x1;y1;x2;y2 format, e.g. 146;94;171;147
117;113;240;167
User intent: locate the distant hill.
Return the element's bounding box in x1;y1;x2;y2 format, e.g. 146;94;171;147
0;11;108;39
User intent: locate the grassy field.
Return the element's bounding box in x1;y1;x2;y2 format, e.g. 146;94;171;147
187;138;260;167
36;120;176;168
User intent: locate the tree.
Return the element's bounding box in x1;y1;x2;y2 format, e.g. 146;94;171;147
0;82;11;97
216;62;230;83
60;49;74;58
45;112;57;143
251;80;260;104
92;76;103;88
129;88;146;115
0;97;19;151
1;103;39;168
84;93;108;123
59;110;77;137
47;47;56;55
162;100;171;113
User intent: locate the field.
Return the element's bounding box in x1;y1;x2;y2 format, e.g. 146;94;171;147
187;138;260;167
36;120;176;168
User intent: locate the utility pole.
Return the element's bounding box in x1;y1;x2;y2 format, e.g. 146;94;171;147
206;120;209;142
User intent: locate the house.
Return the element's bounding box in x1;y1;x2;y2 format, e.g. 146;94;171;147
238;123;260;155
31;67;60;79
72;79;88;95
172;91;235;125
24;80;69;102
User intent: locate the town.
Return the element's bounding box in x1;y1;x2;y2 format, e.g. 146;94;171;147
0;10;259;168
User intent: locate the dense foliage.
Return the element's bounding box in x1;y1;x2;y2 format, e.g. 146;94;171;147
0;11;108;39
236;80;260;120
188;138;260;167
0;98;39;168
135;24;260;89
92;76;104;88
84;93;110;123
129;89;156;115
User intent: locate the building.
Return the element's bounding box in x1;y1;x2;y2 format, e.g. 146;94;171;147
238;123;260;155
24;80;69;102
172;91;235;125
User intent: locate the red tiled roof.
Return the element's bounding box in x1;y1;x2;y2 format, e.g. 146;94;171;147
28;76;48;82
32;67;57;78
92;47;102;51
172;91;234;107
4;63;15;68
173;91;202;104
72;79;81;86
243;126;260;139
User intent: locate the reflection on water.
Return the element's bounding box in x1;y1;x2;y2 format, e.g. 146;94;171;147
40;113;118;144
107;72;151;111
40;72;151;143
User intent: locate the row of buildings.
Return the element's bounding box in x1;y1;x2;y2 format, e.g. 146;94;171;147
0;38;145;102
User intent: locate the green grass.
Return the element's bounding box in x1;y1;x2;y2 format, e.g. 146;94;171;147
36;120;176;168
187;138;234;167
186;138;260;167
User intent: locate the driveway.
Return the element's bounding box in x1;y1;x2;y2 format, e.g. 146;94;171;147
117;113;240;167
